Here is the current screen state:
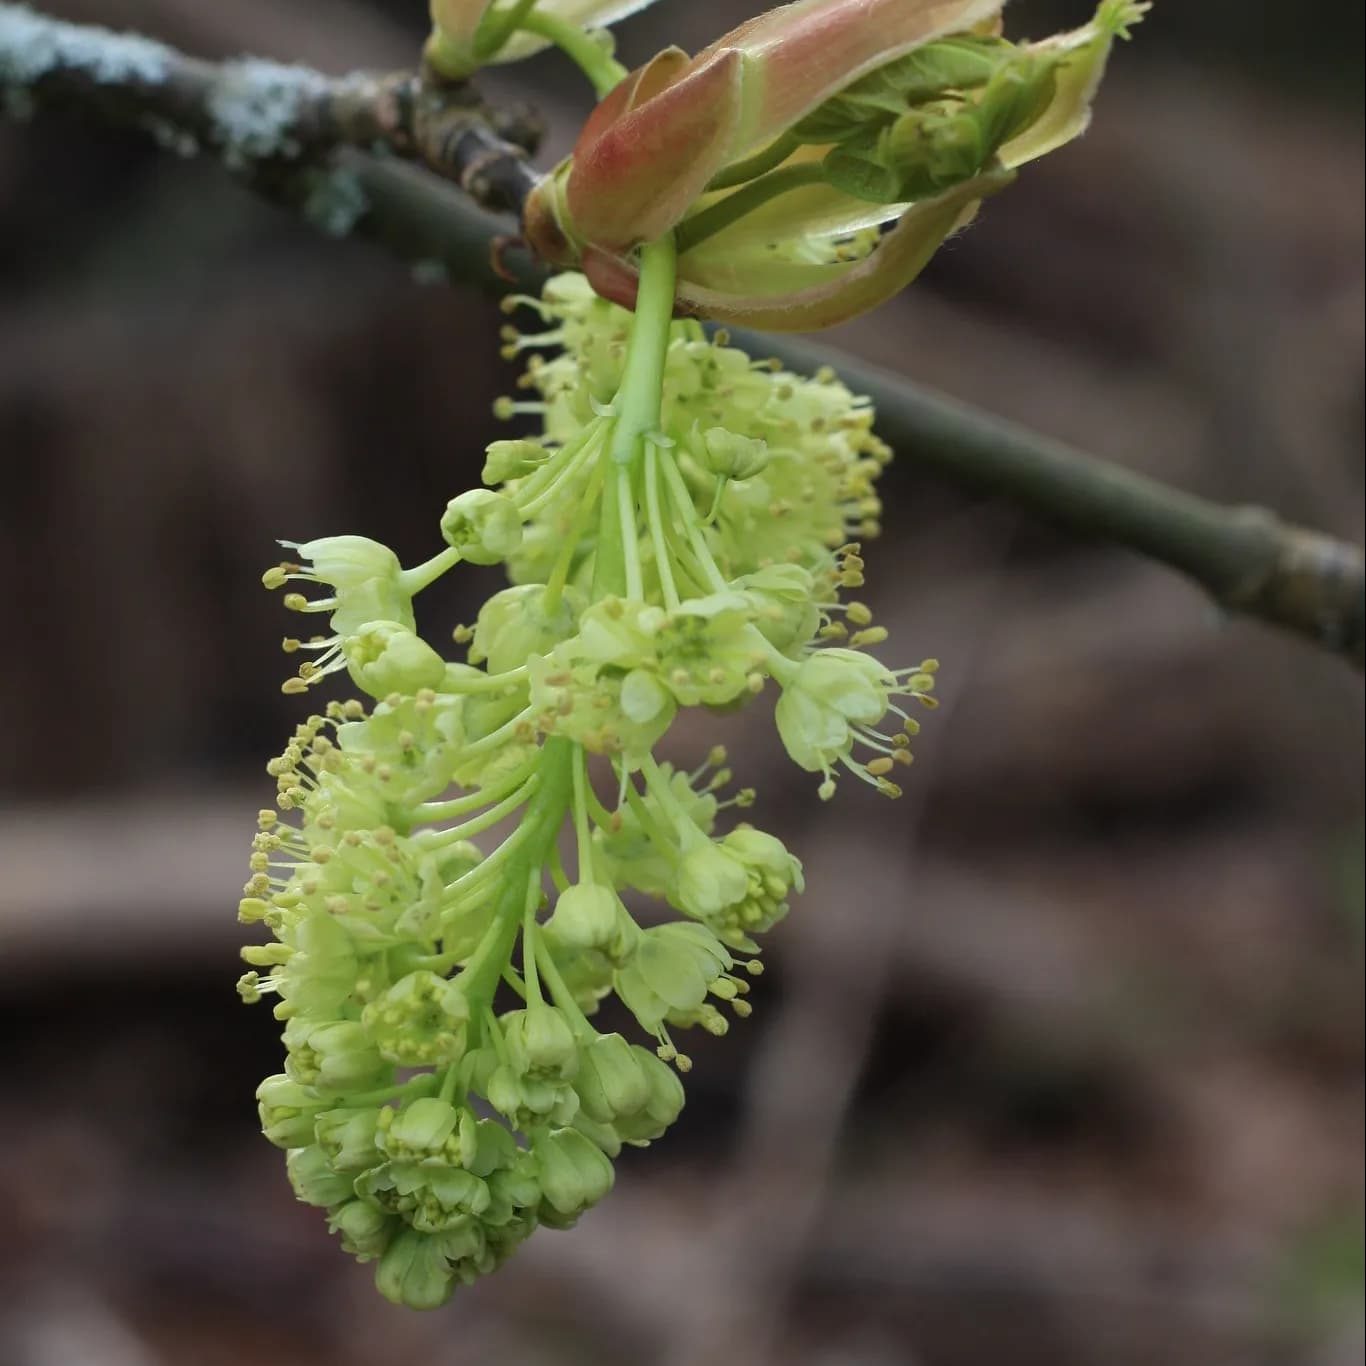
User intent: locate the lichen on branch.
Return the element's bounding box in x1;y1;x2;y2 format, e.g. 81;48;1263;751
0;0;539;215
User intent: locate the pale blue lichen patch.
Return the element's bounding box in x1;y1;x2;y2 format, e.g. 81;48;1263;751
302;166;369;238
0;3;170;90
207;57;328;167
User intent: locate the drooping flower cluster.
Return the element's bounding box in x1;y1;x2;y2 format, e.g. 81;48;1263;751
241;268;937;1307
240;0;1141;1312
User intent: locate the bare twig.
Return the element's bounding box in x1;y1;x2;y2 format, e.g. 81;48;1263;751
742;331;1366;669
0;2;539;216
2;2;1362;669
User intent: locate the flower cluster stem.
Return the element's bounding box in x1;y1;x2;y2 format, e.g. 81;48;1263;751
542;454;606;614
474;0;540;61
594;231;679;597
456;736;575;1009
608;233;678;468
644;441;680;609
516;9;626;96
675;162;829;255
658;453;728;592
705;132;803;192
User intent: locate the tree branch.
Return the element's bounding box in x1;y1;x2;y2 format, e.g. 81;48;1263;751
0;2;540;215
3;3;1362;668
739;331;1366;668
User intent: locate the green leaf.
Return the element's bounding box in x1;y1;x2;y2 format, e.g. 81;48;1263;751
822;134;904;203
792;35;1014;144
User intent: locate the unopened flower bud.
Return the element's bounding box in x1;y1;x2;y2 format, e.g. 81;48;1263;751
575;1032;649;1123
534;1127;615;1217
315;1105;383;1171
285;1018;388;1093
458;1109;519;1177
344;621;447;697
378;1096;460;1160
481;439;548;485
286;1144;352;1208
700;426;769;480
374;1229;458;1311
327;1199;395;1262
257;1074;325;1149
615;1044;686;1144
441;489;523;565
504;1005;579;1081
547;883;623;951
485;1063;526;1120
571;1111;624;1159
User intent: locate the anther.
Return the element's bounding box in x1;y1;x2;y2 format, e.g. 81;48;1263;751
850;627;888;648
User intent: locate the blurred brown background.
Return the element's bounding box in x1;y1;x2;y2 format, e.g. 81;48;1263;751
1;2;1363;1364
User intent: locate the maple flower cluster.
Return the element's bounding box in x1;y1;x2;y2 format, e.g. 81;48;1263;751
241;272;932;1307
238;0;1144;1312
